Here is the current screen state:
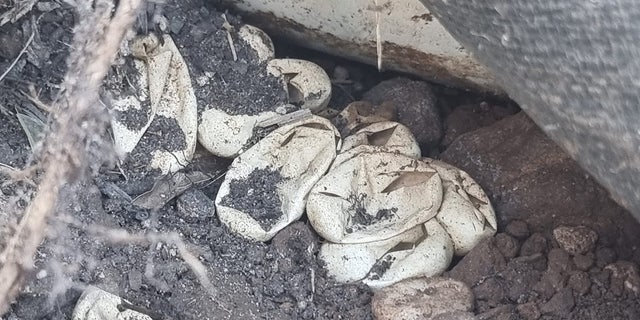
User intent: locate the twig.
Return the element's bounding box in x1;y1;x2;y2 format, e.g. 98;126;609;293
257;108;313;128
373;0;382;71
221;14;237;62
0;31;35;84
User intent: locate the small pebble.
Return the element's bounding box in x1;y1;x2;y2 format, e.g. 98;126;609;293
553;226;598;256
333;66;350;81
36;269;48;280
540;288;575;316
520;233;548;256
128;270;143;291
494;233;519;259
517;302;541;320
547;248;574;272
595;247;617;268
568;271;591;296
573;253;594;271
372;277;474;320
506;220;530;240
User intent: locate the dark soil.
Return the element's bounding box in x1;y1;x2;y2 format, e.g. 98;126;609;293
2;0;640;320
220;167;286;231
163;0;289;117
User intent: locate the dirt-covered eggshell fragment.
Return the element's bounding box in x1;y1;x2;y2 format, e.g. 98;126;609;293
198;36;332;158
215;116;341;241
334;101;396;137
238;24;275;63
72;286;152;320
307;152;443;243
199;109;281;158
424;158;498;256
333;121;421;169
267;59;331;113
108;58;151;158
319;220;454;288
110;34;197;174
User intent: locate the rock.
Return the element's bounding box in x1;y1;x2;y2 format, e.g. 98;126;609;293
553;226;598;256
505;220;530;240
0;27;23;60
177;189;216;220
534;270;567;300
501;258;542;303
473;276;505;305
572;253;595;271
517;302;541;320
448;237;507;286
605;261;640;296
440;112;640;246
547;248;574;272
494;233;519;259
72;286;153;320
520;233;548;256
432;311;476;320
568;271;591;295
363;77;442;150
271;222;318;273
128;270;143;291
540;288;575;316
476;305;516;320
371;277;474;320
595;247;617;268
442;102;517;148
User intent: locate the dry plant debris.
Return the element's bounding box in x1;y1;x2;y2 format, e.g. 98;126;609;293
0;0;143;314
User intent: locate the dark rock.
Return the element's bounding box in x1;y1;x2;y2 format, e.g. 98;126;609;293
573;253;595;271
595;247;617;268
362;77;442;150
494;233;519;259
439;112;640;250
477;304;517;320
505;220;530;240
442;102;517;148
271;222;318;274
432;311;476;320
501;258;542;303
473;276;505;305
448;237;507;286
547;248;574;273
520;233;548;256
568;271;591;296
177;188;216;221
512;254;548;272
534;270;567;300
0;26;23;60
516;302;541;320
540;288;575;316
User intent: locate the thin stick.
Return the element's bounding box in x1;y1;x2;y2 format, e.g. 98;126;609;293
222;14;238;62
374;0;382;71
0;31;35;84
